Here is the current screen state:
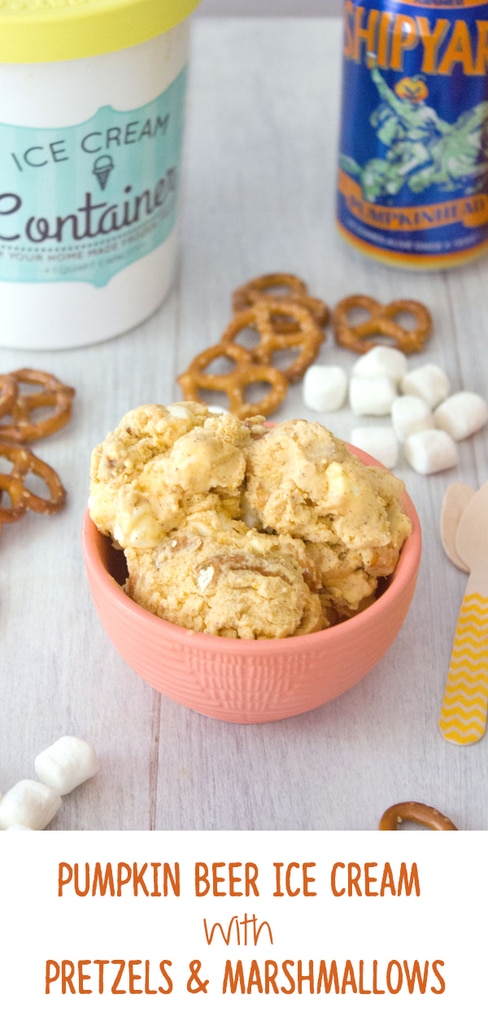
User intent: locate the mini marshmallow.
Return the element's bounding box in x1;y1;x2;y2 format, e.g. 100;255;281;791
35;736;99;796
166;403;195;420
404;429;458;475
433;391;488;441
350;426;399;469
0;779;61;830
352;345;408;383
302;364;348;412
349;375;397;416
400;363;450;409
207;404;229;415
391;395;435;441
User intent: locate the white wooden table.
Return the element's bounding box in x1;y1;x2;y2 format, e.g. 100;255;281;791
1;17;488;831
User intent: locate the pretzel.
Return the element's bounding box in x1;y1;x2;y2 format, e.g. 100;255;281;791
0;368;75;443
0;441;67;523
177;340;288;419
0;374;18;419
232;272;329;331
332;295;432;355
378;801;457;831
221;299;325;384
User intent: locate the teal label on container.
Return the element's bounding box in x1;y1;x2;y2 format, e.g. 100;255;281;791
0;67;187;287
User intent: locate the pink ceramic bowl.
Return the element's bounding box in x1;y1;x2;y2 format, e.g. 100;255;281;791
82;449;421;724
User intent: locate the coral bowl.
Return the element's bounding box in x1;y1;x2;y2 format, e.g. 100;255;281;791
81;448;421;724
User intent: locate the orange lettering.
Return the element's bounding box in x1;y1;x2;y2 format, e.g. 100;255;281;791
438;18;475;74
390;15;418;71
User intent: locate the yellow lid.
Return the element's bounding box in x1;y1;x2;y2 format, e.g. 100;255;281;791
0;0;201;63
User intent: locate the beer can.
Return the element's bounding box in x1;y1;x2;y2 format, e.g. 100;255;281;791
336;0;488;269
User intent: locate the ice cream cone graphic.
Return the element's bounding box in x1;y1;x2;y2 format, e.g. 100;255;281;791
92;154;114;190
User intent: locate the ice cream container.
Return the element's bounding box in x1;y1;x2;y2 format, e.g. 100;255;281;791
0;0;201;350
336;0;488;270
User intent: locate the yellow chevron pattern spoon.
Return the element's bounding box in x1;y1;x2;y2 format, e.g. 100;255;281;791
439;481;488;746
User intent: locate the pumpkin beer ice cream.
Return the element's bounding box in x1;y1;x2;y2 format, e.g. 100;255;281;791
89;403;411;639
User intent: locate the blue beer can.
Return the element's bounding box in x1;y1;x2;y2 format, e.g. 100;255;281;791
336;0;488;268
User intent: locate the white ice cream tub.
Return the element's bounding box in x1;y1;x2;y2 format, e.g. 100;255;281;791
0;0;201;350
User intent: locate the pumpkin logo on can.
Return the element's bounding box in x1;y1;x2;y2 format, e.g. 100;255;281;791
394;76;428;103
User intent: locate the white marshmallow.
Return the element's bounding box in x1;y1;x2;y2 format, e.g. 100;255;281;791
404;429;458;475
352;345;408;383
302;364;348;412
434;391;488;441
0;779;61;830
391;395;435;441
349;375;397;416
35;736;98;796
6;825;34;831
207;405;229;415
166;403;194;420
350;426;399;469
400;363;450;408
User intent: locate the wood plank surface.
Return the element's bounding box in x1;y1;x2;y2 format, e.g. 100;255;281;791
1;17;487;830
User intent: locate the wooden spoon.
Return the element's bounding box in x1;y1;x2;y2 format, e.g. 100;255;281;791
440;481;475;571
439;481;488;745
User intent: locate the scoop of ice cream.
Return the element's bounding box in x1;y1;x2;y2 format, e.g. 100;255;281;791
125;522;326;639
89;402;210;538
90;405;252;549
89;405;412;633
245;418;411;549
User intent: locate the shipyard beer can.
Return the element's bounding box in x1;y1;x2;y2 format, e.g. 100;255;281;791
336;0;488;269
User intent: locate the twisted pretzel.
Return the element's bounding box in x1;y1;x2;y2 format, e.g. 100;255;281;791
332;295;432;355
0;374;18;419
0;441;66;523
177;341;288;420
378;801;457;831
232;272;329;331
221;299;324;384
0;368;75;443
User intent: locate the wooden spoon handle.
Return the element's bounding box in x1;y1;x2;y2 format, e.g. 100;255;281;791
439;586;488;745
